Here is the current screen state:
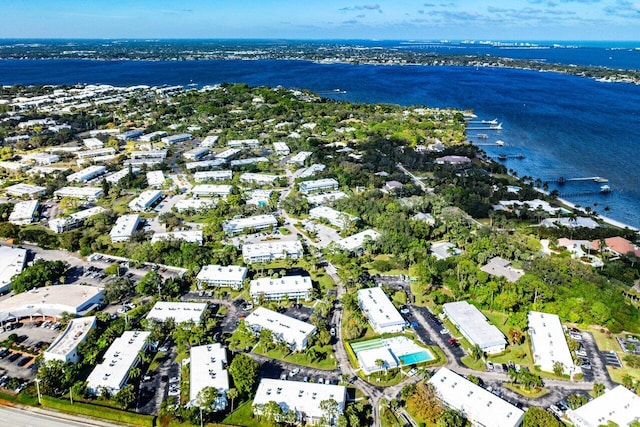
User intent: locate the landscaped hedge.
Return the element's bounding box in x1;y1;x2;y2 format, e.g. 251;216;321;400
41;396;156;426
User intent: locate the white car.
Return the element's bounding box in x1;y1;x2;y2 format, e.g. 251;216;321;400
440;328;450;335
289;368;300;377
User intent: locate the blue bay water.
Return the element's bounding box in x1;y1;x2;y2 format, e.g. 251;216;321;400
0;59;639;228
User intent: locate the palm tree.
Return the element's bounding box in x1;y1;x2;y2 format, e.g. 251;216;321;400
227;388;238;412
593;383;605;397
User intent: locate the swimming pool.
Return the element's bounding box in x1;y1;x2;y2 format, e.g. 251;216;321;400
399;350;434;365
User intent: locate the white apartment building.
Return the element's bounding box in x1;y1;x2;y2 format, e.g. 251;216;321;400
245;307;316;351
189;344;229;411
174;198;217;213
230;157;269;168
54;186;103;201
76;148;116;160
146;302;207;325
9;200;39;225
139;131;167;142
288;151;313;165
86;331;150;396
5;183;46;198
161;133;192;144
528;311;576;376
193;170;232;182
309;206;357;229
49;206;107;233
357;287;406;334
106;167;140;184
253;379;346;425
200;135;219;147
239;172;282;186
196;265;248;290
299;178;339;194
227;138;259;148
151;230;204;246
567;385;640;427
126;150;167;166
21;153;60;166
429;368;524;427
298;163;326;179
242;241;304;264
83;137;105;149
191;184;233;198
215;148;242;161
222;214;278;235
335;229;381;252
44;316;96;363
306;191;347;206
128;190;162;212
250;275;313;303
109;214;140;243
146;170;166;187
0;246;27;293
183;147;210;161
185;159;227;171
272;142;290;156
443;301;507;355
66;165;107;183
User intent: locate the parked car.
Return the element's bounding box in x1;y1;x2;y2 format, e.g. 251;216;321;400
439;328;450;335
289;368;300;377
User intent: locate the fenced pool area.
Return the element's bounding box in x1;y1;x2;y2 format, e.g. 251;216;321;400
350;336;435;374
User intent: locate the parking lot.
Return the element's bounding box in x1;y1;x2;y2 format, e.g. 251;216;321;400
0;320;59;381
601;350;622;368
617;335;640;355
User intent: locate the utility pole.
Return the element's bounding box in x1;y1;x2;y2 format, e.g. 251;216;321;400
35;378;41;404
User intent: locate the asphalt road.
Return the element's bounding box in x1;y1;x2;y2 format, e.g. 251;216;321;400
0;405;119;427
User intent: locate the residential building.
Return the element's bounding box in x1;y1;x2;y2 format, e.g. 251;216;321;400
189;344;229;411
299;178;339;194
0;285;104;323
357;287;405;334
249;275;313;302
309;206;357;229
383;180;404;192
481;257;524;283
0;246;27;293
196;265;248;290
139;131;167;142
253;379;346;425
109;214;140;242
86;331;151;396
215;148;242;161
592;236;640;257
48;206;107;233
106;167;140;184
200;135;219;147
183;147;210;161
126;150;167;166
288;151;313;165
5;183;46;198
146;302;207;325
21;153;60;166
146;170;166;187
567;385;640;427
76;148;116;160
412;212;436;225
151;230;204;246
242;240;303;264
273;142;290;156
222;214;278;235
83;137;104;149
335;229;381;253
430;241;461;260
239;172;282;185
66;165;107;183
191;184;233;198
161;133;192;144
442;301;507;354
528;311;576;376
193;170;232;182
435;155;472;165
298;163;326;179
230;157;269;168
541;217;600;229
429;368;524;427
118;129;144;141
174;198;217;213
8;200;39;225
185;159;227;170
54;186;102;201
128;190;162;212
227;138;259;148
246;189;272;207
44;316;96;363
306;191;347;206
244;307;316;351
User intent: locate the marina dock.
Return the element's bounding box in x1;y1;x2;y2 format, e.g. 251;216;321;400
544;176;609;184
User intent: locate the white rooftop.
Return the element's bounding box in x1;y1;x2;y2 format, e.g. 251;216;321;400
146;170;166;187
567;385;640;427
197;265;248;283
443;301;506;351
189;343;229;410
54;186;102;200
306;191;347;205
250;275;312;296
0;246;27;293
429;368;524;427
44;316;96;360
109;214;140;241
242;240;303;260
253;378;346;422
8;200;38;224
146;302;207;325
128;190;162;211
336;229;381;252
191;184;233;196
151;230;203;245
245;307;316;350
357;287;405;332
5;183;46;197
86;331;150;393
528;311;575;375
222;214;277;234
174;198;217;212
0;285;104;321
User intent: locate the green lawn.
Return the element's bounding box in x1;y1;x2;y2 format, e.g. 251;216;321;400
41;396;155;427
222;401;279;427
253;343;338;370
503;383;550;399
461;356;486;371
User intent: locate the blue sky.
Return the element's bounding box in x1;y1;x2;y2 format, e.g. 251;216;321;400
0;0;638;40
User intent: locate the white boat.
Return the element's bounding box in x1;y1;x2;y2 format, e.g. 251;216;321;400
482;119;498;125
496;140;505;146
477;134;489;139
490;123;503;130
